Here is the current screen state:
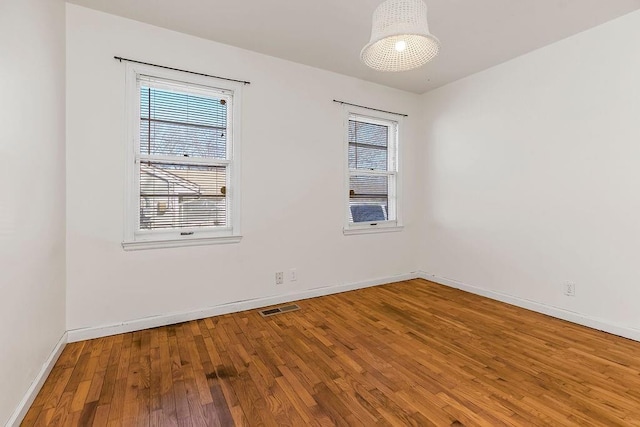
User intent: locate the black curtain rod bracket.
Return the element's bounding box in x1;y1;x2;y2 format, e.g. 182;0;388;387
114;56;250;85
332;99;407;117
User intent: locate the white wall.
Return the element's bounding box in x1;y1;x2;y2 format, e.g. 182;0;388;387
66;5;421;332
419;11;640;333
0;0;67;424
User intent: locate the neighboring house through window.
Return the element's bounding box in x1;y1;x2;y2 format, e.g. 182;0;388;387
123;64;242;249
344;107;402;234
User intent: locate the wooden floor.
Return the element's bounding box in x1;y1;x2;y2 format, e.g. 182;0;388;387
23;279;640;426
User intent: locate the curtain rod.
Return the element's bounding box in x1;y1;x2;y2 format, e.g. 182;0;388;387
332;99;408;117
114;56;251;85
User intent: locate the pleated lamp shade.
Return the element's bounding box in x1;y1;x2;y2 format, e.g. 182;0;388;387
361;0;440;72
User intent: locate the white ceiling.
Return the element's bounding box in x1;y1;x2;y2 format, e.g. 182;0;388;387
67;0;640;94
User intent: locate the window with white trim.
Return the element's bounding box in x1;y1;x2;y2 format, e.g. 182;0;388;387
123;64;242;249
345;110;401;234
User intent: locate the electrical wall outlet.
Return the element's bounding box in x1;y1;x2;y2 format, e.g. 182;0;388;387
289;268;297;282
563;281;576;297
275;272;284;285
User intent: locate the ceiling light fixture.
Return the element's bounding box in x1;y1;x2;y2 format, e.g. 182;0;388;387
361;0;440;72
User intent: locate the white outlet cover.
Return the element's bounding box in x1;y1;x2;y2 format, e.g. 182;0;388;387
563;282;576;296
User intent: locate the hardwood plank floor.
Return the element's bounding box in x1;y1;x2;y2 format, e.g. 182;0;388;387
22;279;640;426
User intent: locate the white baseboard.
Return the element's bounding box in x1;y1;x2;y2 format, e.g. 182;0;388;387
67;272;418;342
6;332;68;427
417;271;640;342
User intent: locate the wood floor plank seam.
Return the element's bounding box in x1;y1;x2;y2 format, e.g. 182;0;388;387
21;279;640;426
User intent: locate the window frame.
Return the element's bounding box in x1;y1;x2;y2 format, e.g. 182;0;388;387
122;63;242;250
343;106;403;235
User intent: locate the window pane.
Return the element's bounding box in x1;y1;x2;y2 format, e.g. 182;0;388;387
348;144;387;170
140;86;227;159
349;199;388;223
140;161;227;230
350;175;388;197
349;175;388;223
348;119;388;170
348;120;388;147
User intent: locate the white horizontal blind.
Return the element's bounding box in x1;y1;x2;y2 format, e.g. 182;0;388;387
348;115;397;224
137;77;231;231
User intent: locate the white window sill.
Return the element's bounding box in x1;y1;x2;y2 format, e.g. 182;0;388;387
122;235;242;251
343;225;404;236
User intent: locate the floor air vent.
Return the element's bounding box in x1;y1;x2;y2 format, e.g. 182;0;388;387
259;304;300;317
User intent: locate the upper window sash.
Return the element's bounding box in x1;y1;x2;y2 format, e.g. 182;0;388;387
348;114;398;173
137;81;232;161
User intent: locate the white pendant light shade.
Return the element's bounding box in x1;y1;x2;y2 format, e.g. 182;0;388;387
361;0;440;72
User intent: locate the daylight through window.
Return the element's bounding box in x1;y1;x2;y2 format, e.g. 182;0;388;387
124;66;242;249
139;82;229;230
347;113;398;228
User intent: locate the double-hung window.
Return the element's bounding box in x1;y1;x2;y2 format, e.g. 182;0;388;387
123;64;242;249
345;109;401;234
